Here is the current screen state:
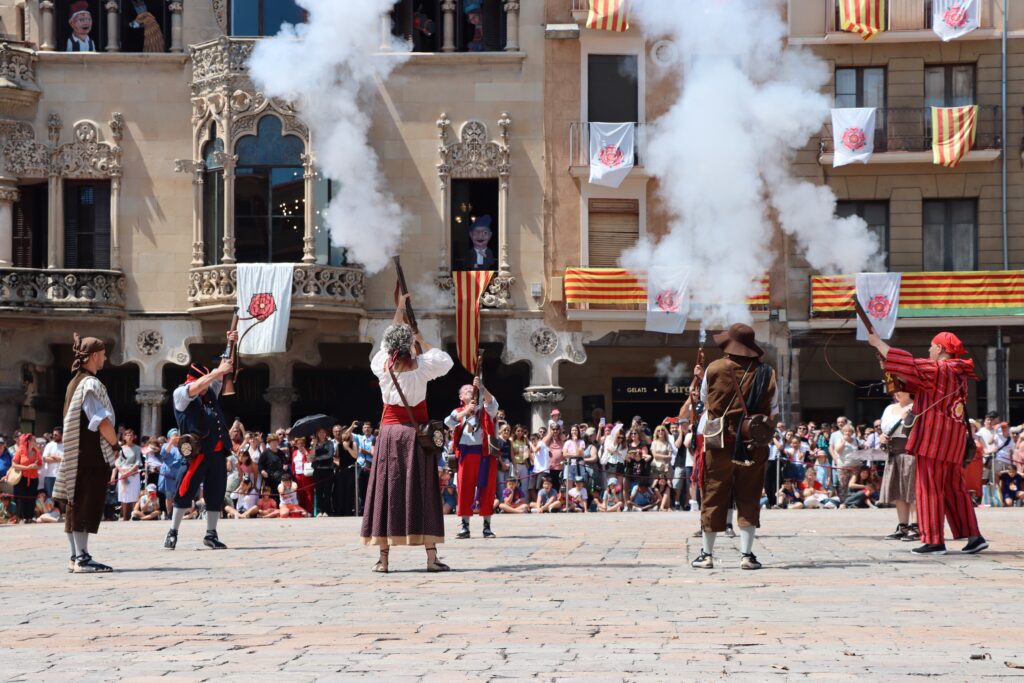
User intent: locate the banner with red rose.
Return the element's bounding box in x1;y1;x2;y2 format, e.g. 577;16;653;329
831;108;877;167
932;0;978;42
236;263;295;355
855;272;901;341
645;270;690;335
589;122;635;188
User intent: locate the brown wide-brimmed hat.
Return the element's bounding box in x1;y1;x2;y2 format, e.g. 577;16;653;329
713;323;763;358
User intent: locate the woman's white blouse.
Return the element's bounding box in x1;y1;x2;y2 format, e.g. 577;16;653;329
371;347;454;405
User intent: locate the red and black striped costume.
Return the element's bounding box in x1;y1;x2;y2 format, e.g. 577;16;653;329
884;347;980;545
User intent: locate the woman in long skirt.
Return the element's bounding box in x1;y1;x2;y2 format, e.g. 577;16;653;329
879;391;918;541
360;293;454;572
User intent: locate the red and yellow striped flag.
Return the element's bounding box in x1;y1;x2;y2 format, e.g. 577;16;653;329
587;0;629;32
454;270;494;374
839;0;886;40
932;105;978;168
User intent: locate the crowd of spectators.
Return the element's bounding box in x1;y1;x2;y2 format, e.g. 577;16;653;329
3;403;1023;526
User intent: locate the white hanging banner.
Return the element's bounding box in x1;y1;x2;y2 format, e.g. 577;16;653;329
645;272;690;335
589;122;635;188
831;108;877;167
236;263;295;355
932;0;979;42
855;272;901;341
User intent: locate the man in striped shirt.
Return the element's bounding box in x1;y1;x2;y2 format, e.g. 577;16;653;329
867;330;987;555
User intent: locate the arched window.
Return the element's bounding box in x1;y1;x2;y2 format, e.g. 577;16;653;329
202;127;225;265
230;0;306;37
234;116;305;264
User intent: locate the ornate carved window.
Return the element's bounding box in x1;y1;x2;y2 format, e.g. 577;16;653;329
234;116;305;263
64;180;111;269
12;183;48;269
229;0;306;37
202;127;225;266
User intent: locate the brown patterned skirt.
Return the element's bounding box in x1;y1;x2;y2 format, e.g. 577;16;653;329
360;422;445;546
879;452;916;505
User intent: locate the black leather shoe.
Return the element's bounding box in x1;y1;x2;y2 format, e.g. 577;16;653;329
911;543;946;555
885;524;908;540
203;531;227;549
962;536;988;554
74;553;113;573
482;523;496;539
163;528;178;550
456;522;470;539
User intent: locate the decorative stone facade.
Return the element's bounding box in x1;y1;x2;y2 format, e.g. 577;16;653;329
0;268;127;312
503;319;587;431
188;263;366;313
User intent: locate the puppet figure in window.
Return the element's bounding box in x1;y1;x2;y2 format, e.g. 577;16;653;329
66;1;96;52
466;215;496;271
129;1;166;53
414;4;435;37
464;0;484;52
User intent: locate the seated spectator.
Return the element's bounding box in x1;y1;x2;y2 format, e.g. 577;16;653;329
998;464;1024;507
230;476;259;519
498;478;529;514
131;484;162;520
34;491;61;523
441;479;457;515
566;479;588;513
843;465;880;509
532;477;562;513
799;469;839;509
628;482;657;511
651;475;673;511
599;477;624;512
813;449;831;486
776;480;803;509
257;487;280;518
279;473;308;518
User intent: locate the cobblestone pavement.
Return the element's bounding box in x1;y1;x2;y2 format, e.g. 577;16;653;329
2;509;1023;681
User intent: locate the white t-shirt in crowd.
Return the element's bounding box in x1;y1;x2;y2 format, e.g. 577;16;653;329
41;440;63;478
532;442;549;473
568;485;588;503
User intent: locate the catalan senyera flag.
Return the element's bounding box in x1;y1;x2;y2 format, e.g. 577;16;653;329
587;0;629;32
564;268;771;309
454;270;494;375
932;105;978;168
839;0;886;40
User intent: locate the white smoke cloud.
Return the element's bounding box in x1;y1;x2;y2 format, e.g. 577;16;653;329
622;0;881;326
248;0;409;274
654;355;689;385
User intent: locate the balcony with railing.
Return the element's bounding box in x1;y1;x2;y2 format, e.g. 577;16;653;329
825;0;995;38
568;122;646;175
188;263;366;316
817;106;1002;164
0;268;127;314
388;0;521;54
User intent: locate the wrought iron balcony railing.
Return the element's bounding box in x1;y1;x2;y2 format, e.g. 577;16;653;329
569;122;646;168
818;106;1001;155
0;268;126;313
188;263;366;313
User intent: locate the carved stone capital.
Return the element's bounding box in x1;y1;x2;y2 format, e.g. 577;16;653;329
104;0;119;12
263;386;298;405
135;388;167;407
169;1;183;13
0;187;20;203
39;1;55;11
502;319;587;387
504;1;520;12
481;272;515;309
523;386;565;405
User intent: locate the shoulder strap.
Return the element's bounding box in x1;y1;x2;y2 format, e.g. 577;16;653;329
386;362;421;428
724;362;752;416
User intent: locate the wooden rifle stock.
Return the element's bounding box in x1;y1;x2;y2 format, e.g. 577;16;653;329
854;297;904;392
853;297;876;335
221;311;240;396
392;256;422;354
465;351;484;435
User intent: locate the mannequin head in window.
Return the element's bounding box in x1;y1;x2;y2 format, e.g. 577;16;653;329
68;2;93;43
467;215;496;270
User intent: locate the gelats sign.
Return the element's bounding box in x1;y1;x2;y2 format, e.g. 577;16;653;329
612;378;690;402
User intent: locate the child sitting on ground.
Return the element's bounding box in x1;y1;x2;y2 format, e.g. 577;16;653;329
257;486;280;518
598;477;624;512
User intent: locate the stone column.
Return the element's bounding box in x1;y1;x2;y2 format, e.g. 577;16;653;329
301;153;316;264
264;386;297;432
441;0;457;52
39;1;55;51
380;14;392;51
0;184;19;267
503;1;520;52
109;175;121;270
135;388;166;439
190;163;204;266
524;386;565;433
0;385;25;436
215;152;237;264
47;173;62;268
168;2;184;53
987;345;1009;419
104;0;120;52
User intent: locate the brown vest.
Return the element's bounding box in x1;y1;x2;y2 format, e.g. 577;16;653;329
65;371;105;470
705;356;776;442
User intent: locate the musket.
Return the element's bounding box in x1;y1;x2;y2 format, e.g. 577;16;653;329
854;297;904;393
687;328;706;428
392;256;422;354
221;310;240;396
465;350;484;435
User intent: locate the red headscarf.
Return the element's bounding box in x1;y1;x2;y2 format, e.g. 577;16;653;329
932;332;966;358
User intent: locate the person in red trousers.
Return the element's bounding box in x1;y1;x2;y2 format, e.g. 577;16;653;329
867;330;987;555
446;377;499;540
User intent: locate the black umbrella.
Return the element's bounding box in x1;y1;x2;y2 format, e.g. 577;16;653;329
289;414;337;440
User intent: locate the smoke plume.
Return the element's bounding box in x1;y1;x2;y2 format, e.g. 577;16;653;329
248;0;408;273
654;356;689;385
622;0;881;326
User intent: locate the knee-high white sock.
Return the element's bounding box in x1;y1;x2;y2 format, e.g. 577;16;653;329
206;513;219;533
739;525;756;555
726;508;735;526
73;531;88;555
67;532;77;557
171;506;186;531
702;531;717;555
